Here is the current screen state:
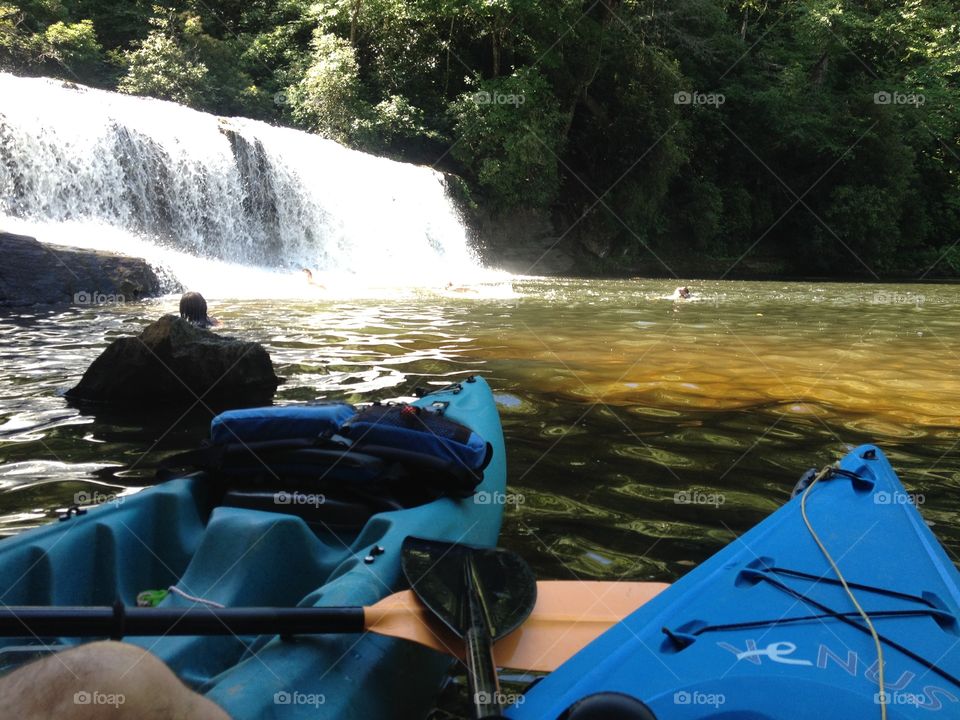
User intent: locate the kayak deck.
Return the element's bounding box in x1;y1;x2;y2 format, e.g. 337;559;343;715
0;377;507;719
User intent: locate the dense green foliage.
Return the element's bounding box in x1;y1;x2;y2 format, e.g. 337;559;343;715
3;1;958;276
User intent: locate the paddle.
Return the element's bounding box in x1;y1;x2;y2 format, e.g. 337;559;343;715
401;536;537;720
0;582;667;671
377;579;667;671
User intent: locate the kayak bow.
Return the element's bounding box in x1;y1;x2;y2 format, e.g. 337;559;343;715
509;445;960;720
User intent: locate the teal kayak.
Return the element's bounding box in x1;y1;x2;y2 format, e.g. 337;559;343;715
509;445;960;719
0;376;506;719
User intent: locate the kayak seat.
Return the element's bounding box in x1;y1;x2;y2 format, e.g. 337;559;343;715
168;506;334;607
131;506;340;686
220;487;403;531
0;479;206;607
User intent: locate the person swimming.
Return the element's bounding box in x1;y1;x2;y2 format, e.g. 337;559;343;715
179;291;218;327
445;280;477;294
302;268;326;290
672;286;691;300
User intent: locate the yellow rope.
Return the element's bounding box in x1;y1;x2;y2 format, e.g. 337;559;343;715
800;465;887;720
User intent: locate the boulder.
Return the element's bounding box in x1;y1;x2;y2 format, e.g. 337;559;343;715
66;316;281;406
0;232;168;307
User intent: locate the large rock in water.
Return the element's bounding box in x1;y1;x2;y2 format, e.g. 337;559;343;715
66;316;281;406
0;231;167;307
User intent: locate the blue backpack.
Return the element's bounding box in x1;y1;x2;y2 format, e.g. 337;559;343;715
162;401;491;502
338;403;492;474
210;403;356;445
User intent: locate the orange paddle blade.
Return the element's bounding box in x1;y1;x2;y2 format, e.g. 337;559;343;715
364;580;668;672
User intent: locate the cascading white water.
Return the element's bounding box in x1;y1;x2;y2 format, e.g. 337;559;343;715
0;73;496;297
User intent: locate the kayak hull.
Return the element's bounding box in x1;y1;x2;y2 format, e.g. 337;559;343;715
0;376;506;720
509;445;960;720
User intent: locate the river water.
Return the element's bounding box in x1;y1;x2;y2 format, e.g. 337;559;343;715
1;277;958;580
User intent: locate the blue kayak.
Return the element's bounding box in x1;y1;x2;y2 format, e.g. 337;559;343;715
509;445;960;719
0;376;505;719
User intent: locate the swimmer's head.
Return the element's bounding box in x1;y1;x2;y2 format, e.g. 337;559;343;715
179;292;209;325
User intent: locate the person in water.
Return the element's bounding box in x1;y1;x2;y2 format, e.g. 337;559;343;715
301;268;326;290
0;640;231;719
179;291;218;327
672;286;691;300
445;280;477;294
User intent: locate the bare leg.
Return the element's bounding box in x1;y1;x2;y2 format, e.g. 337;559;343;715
0;641;231;720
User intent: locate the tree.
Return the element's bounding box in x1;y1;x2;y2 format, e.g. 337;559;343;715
352;94;443;158
1;6;106;78
0;4;41;70
450;67;567;209
117;10;209;106
286;30;364;142
43;20;104;77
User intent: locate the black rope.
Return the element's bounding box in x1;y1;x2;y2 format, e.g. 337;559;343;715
662;565;960;689
829;468;866;483
746;573;960;689
684;609;949;635
766;566;941;608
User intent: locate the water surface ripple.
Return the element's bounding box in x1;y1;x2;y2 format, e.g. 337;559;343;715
1;278;958;579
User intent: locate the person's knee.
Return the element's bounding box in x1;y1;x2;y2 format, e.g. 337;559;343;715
0;641;230;719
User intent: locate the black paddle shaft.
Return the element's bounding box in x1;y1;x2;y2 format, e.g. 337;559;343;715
463;555;505;720
0;605;367;638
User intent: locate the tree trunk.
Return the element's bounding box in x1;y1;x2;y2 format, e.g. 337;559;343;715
811;50;829;86
444;15;454;95
740;7;750;41
561;2;615;139
350;0;362;45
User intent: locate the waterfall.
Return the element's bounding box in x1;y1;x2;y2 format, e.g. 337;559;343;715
0;73;488;296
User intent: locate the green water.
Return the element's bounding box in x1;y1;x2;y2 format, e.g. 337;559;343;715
1;277;959;580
